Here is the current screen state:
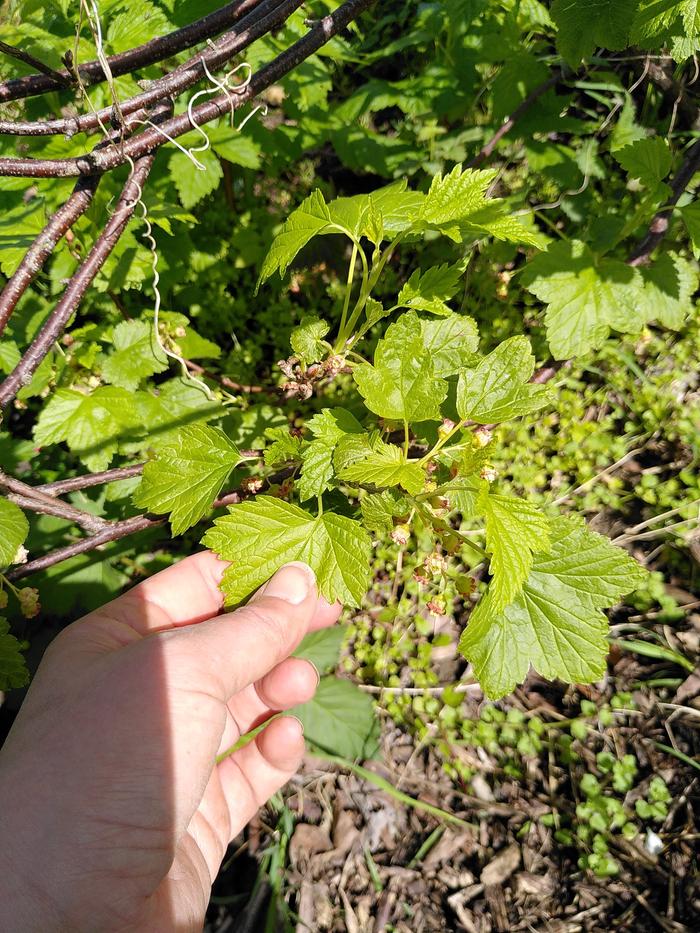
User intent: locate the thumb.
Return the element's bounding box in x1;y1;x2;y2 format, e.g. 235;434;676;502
160;562;319;700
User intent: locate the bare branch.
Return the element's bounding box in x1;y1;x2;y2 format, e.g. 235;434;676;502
6;514;165;581
0;0;378;177
0;150;157;407
628;138;700;266
0;471;108;533
36;464;146;497
0;0;266;103
469;73;561;168
644;60;700;131
184;359;270;395
6;475;287;582
0;41;71;86
0;0;302;137
0;175;100;337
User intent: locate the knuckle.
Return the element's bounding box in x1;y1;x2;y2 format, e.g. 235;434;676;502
236;602;297;655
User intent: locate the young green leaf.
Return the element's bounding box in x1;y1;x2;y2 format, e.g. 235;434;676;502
360;489;407;535
417;166;499;241
339;437;426;495
292;675;380;759
521;240;643;359
263;427;304;467
202;496;372;607
169;147;223;210
420;313;479;377
614;137;672;187
297;408;364;501
632;0;700;44
478;486;551;610
290;315;330;365
353;313;446;421
34;387;140;472
0;618;30;691
457;336;552;424
0;498;29;569
397;263;463;316
101;320;168;392
414;165;544;246
133;424;241;535
459;517;647;698
259;190;333;284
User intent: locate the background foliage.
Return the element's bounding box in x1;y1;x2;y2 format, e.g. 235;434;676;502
0;1;699;928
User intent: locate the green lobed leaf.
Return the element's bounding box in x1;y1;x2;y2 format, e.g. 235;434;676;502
459;517;647;699
614;137;672;186
397;263;464;316
34;386;140;472
290;315;330;365
360;489;407;535
297;408;364;501
415;165;544;246
292;675;380;759
638;253;699;329
339;437;426;495
632;0;700;43
259;190;332;284
101;320;169;392
521;240;644;360
294;625;349;674
478;486;551;611
456;336;552;424
551;0;637;64
0;618;30;691
202;496;372;607
169;147;223;210
0;498;29;569
353;313;446;422
133;424;240;535
263;426;304;467
420;312;479;377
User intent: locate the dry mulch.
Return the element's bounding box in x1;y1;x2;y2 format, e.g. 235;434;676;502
207;656;700;933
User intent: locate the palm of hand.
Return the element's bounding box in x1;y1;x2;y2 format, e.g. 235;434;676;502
0;556;336;932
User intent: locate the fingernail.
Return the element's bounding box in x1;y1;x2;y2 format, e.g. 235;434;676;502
264;562;315;605
305;659;321;687
287;714;305;736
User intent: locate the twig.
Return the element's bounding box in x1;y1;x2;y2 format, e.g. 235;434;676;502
0;175;100;336
6;514;165;580
0;0;266;103
0;471;108;533
0;0;378;177
184;359;269;394
644;60;700;131
6;466;290;581
36;464;146;496
0;0;302;137
0;151;157;408
469;73;560;168
0;41;71;86
628;138;700;266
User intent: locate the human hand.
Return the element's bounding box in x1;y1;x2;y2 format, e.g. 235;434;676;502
0;554;339;932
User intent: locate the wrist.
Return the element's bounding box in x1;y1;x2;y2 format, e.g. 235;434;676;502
0;762;63;932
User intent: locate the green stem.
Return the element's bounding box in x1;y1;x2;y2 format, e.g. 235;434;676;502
418;421;465;466
403;420;410;458
338;241;359;339
341;233;405;347
323;753;474;829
